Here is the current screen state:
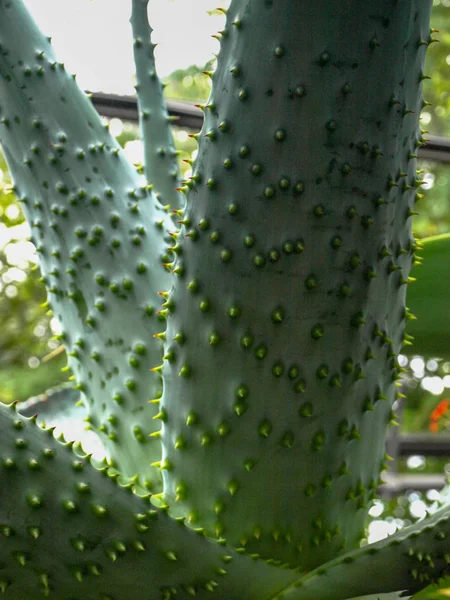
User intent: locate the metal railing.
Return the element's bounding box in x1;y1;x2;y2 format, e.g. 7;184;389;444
382;433;450;495
89;92;203;131
89;90;450;494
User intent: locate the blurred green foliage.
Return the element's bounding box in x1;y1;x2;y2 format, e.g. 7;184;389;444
424;1;450;138
163;60;214;103
414;161;450;237
0;183;46;368
413;0;450;238
0;155;68;402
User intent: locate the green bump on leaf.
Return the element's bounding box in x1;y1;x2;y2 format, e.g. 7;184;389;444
271;307;285;323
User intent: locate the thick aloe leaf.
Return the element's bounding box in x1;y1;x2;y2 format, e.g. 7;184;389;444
0;401;300;599
272;502;450;600
17;384;105;459
0;0;172;490
160;0;432;571
130;0;183;209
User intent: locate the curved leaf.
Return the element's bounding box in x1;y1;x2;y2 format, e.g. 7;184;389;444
130;0;183;209
17;384;105;460
275;503;450;600
0;0;172;489
0;401;299;599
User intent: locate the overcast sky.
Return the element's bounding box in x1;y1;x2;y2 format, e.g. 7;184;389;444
24;0;228;94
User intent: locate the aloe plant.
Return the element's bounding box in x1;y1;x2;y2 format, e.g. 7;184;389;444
1;0;449;598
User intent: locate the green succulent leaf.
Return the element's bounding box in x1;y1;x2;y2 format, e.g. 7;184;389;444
0;0;173;491
130;0;183;209
17;384;105;458
0;401;300;599
268;504;450;600
159;0;432;572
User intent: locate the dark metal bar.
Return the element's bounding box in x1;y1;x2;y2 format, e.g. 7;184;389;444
381;434;450;496
396;434;450;457
88;91;450;162
379;472;447;495
419;135;450;164
88;91;203;130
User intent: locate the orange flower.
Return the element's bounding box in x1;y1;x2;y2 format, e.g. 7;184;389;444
429;399;450;433
439;399;450;413
431;399;450;422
